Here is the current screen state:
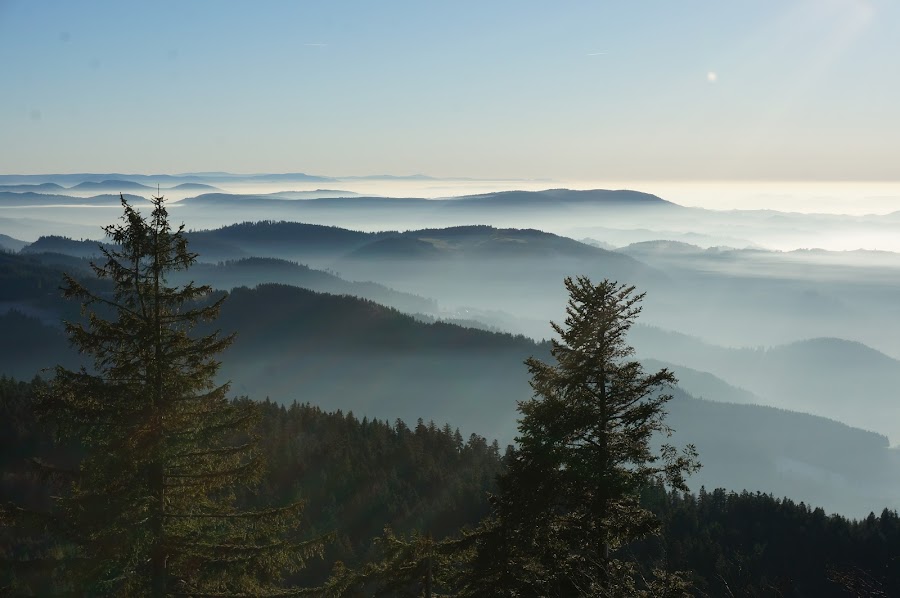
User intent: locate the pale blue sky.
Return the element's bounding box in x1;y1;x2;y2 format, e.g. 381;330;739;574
1;0;897;180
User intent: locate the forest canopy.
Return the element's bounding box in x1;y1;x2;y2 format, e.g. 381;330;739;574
1;198;898;596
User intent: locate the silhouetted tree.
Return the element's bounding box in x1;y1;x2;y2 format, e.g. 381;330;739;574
7;195;326;596
467;276;699;596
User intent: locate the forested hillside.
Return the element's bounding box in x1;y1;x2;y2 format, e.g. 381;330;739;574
8;0;900;592
3;377;899;595
1;257;897;515
2;203;899;594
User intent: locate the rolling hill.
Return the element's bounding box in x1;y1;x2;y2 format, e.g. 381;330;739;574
449;188;677;208
20;236;109;258
176;258;438;315
630;325;900;443
0;281;895;516
184;221;381;262
69;179;153;192
0;234;28;253
170;182;221;191
179;223;655;317
0;183;66;193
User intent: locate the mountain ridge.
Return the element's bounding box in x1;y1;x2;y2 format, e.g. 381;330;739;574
0;282;895;515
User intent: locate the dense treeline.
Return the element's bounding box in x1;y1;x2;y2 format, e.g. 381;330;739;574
5;247;898;521
2;201;898;594
0;377;504;589
0;251;83;305
250;399;504;585
3;375;899;595
643;484;900;596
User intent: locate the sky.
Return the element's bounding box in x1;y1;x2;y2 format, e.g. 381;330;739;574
2;0;898;181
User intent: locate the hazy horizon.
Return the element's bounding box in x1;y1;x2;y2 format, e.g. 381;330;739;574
5;173;900;216
5;4;900;592
4;1;900;185
6;0;899;214
3;0;900;525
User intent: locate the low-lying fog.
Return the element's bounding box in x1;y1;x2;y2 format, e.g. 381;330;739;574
6;177;900;359
4;177;900;251
4;173;900;515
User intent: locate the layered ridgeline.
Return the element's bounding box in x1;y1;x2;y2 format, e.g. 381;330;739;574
11;223;900;430
13;184;900;345
7;180;900;255
615;239;900;358
9;185;900;354
14;222;900;440
1;245;897;516
16;212;900;358
181;222;900;444
0;187;680;250
11;242;437;316
0;179;222;194
185;221;654;328
0;233;28;252
630;325;900;444
15;221;656;334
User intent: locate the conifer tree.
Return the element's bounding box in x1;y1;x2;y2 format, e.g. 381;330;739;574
30;195;325;595
466;276;699;597
324;526;475;597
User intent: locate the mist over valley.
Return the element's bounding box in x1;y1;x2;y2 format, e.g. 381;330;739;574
6;1;900;591
3;174;900;520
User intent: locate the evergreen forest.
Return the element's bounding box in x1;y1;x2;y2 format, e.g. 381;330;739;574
1;197;899;596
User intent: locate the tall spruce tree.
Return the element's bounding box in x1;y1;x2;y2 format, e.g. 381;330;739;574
32;195;325;595
466;277;699;597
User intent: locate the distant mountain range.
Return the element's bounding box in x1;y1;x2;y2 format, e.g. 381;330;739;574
640;358;763;406
451;188;673;207
3;176;900;517
6;242;438;317
0;279;896;516
16;223;900;445
176;258;437;315
185;221;381;262
0;183;66;193
20;236;109;258
0;234;28;253
618;239;900;269
170;182;222;191
0;180;222;193
69;179;153;191
181;188;677;210
179;221;657;325
182;220;641;266
1;175;898;250
261;190;360;199
13;222;649;323
630;325;900;443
